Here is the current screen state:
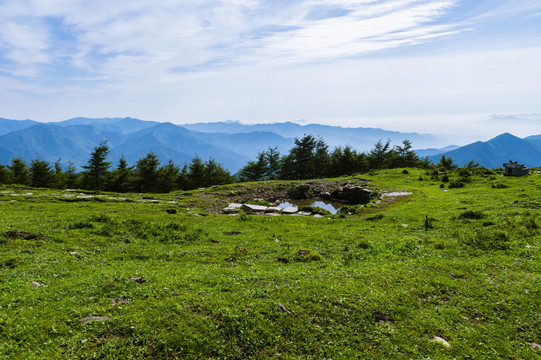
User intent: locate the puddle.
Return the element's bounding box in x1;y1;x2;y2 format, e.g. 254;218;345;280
277;200;344;215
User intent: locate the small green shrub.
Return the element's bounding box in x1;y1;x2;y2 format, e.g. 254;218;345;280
296;249;322;261
68;221;94;229
458;210;485;220
357;240;372;249
449;181;465;188
337;205;363;216
463;230;511;251
366;214;384;221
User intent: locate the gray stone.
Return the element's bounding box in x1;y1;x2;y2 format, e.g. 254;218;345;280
281;207;298;214
79;316;111;324
242;204;268;211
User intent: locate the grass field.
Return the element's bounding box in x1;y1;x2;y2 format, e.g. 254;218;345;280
1;168;540;359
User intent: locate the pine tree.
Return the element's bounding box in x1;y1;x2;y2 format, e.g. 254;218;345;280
82;142;111;190
264;146;281;180
204;158;231;186
29;157;54;187
158;159;179;193
8;158;30;185
110;156;133;192
134;152;160;193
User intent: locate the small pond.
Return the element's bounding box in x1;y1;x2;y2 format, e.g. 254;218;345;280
277;200;344;215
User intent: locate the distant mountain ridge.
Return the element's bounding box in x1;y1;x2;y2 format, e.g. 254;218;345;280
0;117;441;171
0;118;296;171
427;133;541;168
182;121;439;151
1;117;540;171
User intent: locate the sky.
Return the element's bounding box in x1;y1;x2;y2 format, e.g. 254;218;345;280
1;0;541;143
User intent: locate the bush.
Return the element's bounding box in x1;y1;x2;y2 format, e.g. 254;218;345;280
463;230;511;251
296;249;322;262
458;210;485;220
449;181;465;189
337;205;363;216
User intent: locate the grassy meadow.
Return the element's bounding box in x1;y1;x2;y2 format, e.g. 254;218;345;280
1;168;540;359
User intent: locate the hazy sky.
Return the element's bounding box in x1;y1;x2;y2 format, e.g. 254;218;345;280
1;0;540;141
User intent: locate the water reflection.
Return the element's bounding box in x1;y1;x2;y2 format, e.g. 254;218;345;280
277;200;343;215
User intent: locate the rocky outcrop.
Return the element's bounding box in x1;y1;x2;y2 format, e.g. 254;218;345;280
331;185;373;205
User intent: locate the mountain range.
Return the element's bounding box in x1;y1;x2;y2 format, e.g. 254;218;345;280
427;133;541;168
0;117;436;172
0;117;540;171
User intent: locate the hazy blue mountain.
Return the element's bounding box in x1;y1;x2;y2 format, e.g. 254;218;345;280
189;131;294;159
0;118;39;135
111;123;252;171
428;133;541;168
524;134;541;151
0;124;120;167
181;121;440;150
415;145;460;158
0;119;293;172
53;117;160;135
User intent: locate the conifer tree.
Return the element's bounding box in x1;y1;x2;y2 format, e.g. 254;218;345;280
82;142;111;190
29;157;54;187
8;158;30;185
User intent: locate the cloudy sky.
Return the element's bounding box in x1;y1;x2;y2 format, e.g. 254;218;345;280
1;0;540;141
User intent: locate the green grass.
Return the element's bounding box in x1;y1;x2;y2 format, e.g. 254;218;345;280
0;168;540;359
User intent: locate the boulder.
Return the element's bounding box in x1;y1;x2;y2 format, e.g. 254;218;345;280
331;185;373;205
287;184;312;199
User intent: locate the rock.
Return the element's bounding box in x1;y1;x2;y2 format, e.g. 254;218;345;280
277;303;294;316
111;297;128;306
69;251;80;257
130;277;146;284
287;184;312;199
31;281;42;287
223;203;243;213
281;207;298;214
531;342;541;351
320;191;331;200
297;211;312;216
241;204;268;212
433;336;451;347
382;192;413;197
79;316;111;325
331;185;373;205
313;214;324;218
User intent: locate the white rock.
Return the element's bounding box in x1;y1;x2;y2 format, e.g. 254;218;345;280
281;207;298;214
242;204;268;211
433;336;450;347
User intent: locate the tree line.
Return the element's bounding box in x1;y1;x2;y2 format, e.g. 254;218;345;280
238;135;429;181
0;135;433;192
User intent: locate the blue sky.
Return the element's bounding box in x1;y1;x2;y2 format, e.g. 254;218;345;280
1;0;540;142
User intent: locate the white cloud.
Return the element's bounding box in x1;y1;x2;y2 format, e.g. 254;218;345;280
0;0;465;81
1;0;541;143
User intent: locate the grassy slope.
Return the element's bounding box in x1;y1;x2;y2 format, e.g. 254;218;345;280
0;169;540;359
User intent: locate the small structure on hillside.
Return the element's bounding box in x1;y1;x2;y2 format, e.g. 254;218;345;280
503;160;529;176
